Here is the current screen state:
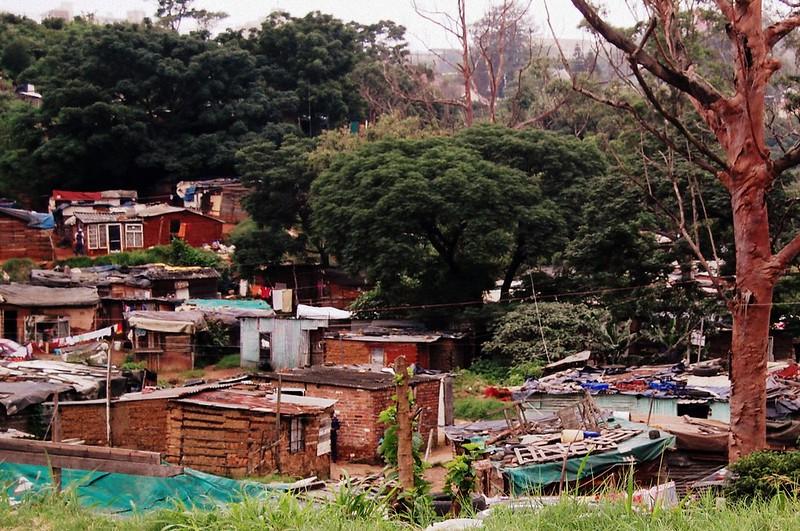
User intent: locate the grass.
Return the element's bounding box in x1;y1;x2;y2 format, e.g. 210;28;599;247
56;239;223;269
1;257;35;282
214;353;242;370
454;396;508;421
3;488;800;530
179;369;205;380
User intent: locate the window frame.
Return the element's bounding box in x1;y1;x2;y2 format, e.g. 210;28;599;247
86;224;99;250
125;223;144;249
289;417;304;453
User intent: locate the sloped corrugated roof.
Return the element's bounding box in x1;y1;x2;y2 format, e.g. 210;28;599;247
0;283;99;307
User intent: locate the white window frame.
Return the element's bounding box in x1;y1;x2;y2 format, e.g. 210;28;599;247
86;225;99;250
125;223;143;249
105;223;122;253
97;223;108;250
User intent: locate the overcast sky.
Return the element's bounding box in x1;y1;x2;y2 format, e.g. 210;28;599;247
0;1;637;50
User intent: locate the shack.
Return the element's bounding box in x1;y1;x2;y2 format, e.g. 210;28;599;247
258;366;452;463
0;359;124;433
30;264;220;333
166;387;335;479
239;316;330;370
59;203;223;256
0;284;99;344
175;178;249;224
0;206;54;261
249;264;367;310
323;331;469;371
125;310;207;372
58;380;334;479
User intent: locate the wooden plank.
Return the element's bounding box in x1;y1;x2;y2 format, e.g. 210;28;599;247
0;450;184;477
0;439;161;465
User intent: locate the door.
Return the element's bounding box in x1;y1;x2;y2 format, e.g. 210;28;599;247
2;310;18;342
107;224;123;252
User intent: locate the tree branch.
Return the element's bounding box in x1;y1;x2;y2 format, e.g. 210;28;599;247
570;0;724;106
766;15;800;48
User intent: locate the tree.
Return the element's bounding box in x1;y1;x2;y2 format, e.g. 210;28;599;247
472;0;533;122
155;0;227;32
455;124;605;297
413;0;476;125
311;135;552;305
1;39;32;78
568;0;800;458
484;301;613;363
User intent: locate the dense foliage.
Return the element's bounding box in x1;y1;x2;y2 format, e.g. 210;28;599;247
726;451;800;502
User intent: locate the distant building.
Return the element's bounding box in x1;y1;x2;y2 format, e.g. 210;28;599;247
14;84;42;107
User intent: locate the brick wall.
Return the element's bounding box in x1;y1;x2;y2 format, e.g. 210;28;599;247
164;402;330;479
286;378;442;464
143;211;223;248
323;340;422;367
0;215;53;261
59;398;170;452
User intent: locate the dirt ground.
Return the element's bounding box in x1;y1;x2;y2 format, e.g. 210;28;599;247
331;443;454;492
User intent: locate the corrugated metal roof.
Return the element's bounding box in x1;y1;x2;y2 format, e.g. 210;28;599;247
175;388;335;415
336;334;442;344
259;366;443;390
57;377;249;405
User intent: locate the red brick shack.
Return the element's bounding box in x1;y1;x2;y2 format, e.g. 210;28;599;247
58;382;334;479
166;388;335;479
259;367;451;464
0;206;54;261
137;204;224;249
323;332;469;371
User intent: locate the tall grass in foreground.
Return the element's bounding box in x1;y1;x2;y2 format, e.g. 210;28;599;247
3;488;800;530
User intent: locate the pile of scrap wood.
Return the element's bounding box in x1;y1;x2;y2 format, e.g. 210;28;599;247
501;429;641;467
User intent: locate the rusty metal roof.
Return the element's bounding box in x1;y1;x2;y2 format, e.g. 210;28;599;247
258;366;443;391
174;388;335;416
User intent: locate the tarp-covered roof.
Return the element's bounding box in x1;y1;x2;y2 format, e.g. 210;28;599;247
126;310;207;334
0;283;99;307
0;381;71;415
0;207;55;229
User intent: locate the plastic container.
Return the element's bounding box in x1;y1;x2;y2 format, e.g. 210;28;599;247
561;429;585;443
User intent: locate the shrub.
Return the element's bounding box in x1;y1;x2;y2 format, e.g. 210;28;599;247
454;397;507;421
726;450;800;502
214;353;241;369
1;257;35;281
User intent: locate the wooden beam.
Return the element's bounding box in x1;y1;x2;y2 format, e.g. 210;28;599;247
0;439;161;465
0;449;184;477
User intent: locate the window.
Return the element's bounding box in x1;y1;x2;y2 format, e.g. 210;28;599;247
97;223;108;249
370;347;385;365
289;418;304;453
169;219;181;235
87;225;99;249
125;224;143;248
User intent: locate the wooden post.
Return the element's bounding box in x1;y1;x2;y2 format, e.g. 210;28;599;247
274;374;282;471
105;340;112;446
394;356;414;491
52;393;62;493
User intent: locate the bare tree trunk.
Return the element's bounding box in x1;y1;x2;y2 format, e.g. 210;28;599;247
394;356;414;491
459;0;474;126
728;165;773;459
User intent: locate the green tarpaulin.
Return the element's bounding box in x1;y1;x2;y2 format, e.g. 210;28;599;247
502;419;676;495
0;463;273;514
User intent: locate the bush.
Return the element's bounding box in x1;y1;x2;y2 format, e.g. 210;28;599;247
57;239;222;269
454;397;508;421
726;450;800;502
1;257;35;281
214;353;241;369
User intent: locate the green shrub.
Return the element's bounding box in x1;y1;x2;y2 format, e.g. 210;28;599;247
214;353;241;369
1;257;35;281
454;397;508;421
726;450;800;502
56;239;222;269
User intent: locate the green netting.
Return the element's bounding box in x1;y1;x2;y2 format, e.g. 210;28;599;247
0;463;275;514
503;419;676;495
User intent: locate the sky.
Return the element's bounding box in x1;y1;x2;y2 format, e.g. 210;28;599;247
0;0;637;50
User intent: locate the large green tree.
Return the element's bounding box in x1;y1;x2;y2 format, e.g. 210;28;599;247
311;135;559;305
